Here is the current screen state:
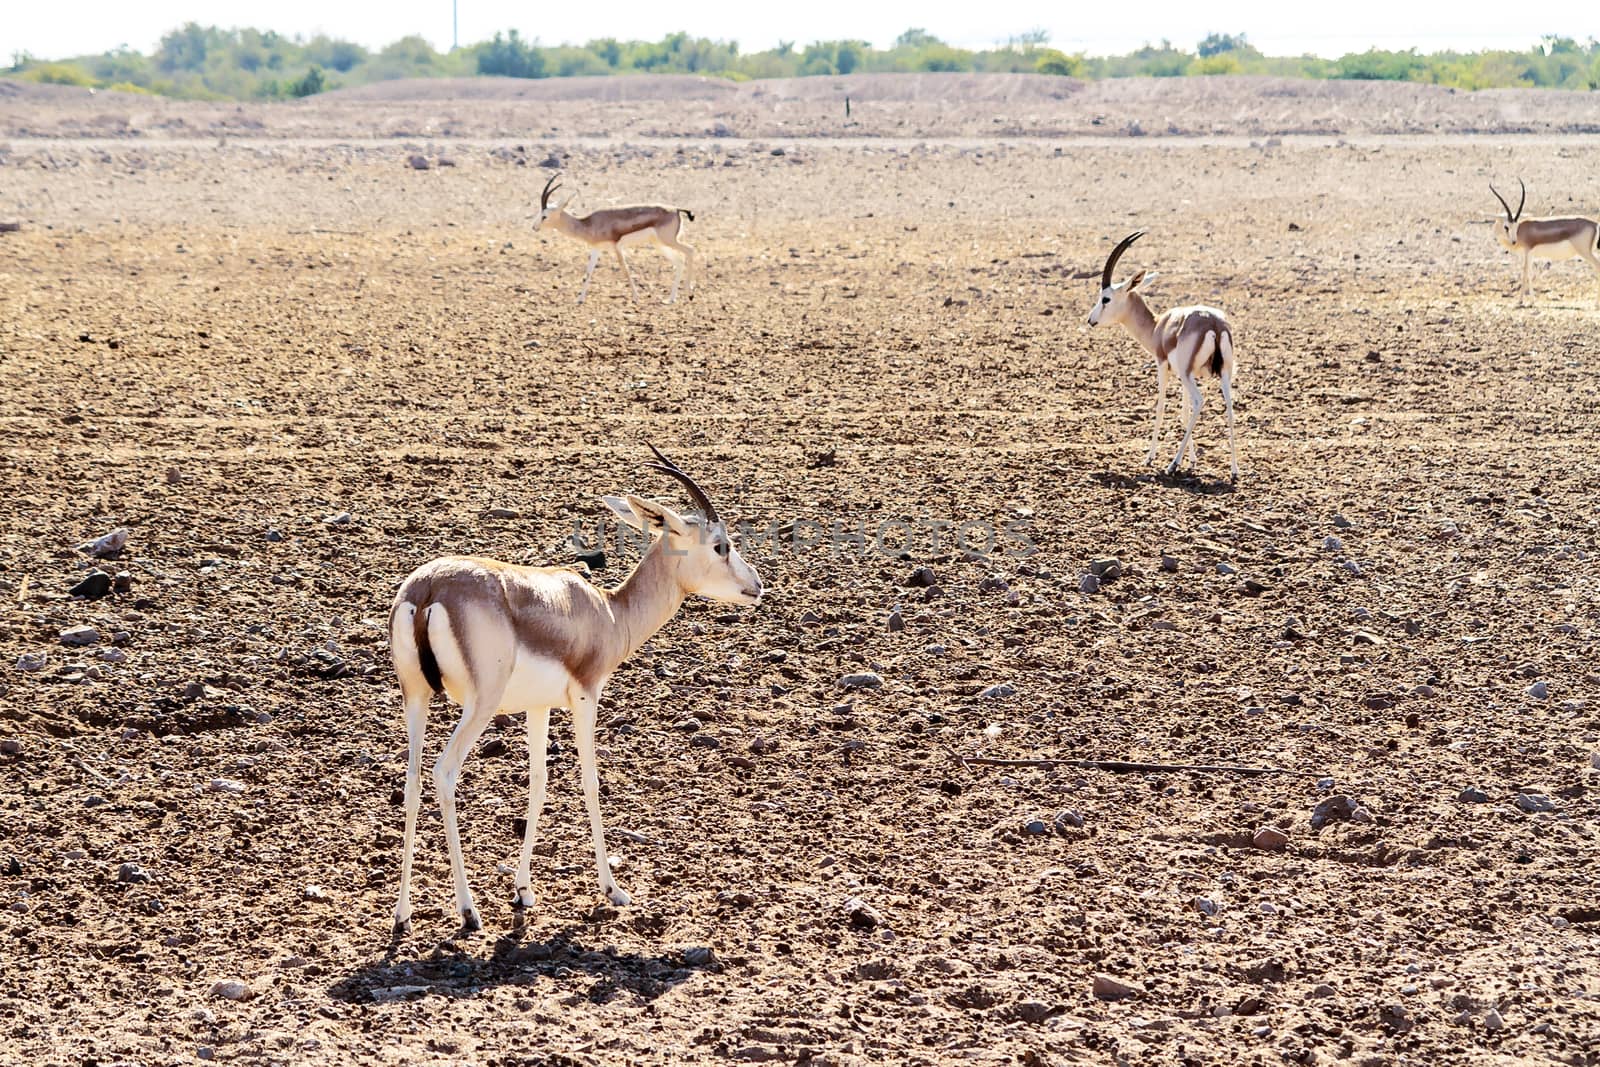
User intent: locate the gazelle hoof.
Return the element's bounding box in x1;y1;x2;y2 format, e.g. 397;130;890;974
458;907;482;933
604;885;632;907
512;887;536;909
391;915;412;939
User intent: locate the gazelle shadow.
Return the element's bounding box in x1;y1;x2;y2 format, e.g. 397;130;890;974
1090;469;1238;496
330;914;701;1006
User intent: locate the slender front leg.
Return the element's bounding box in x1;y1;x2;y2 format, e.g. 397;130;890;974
433;685;506;933
512;707;552;909
1145;360;1168;465
570;687;630;906
1168;375;1204;475
392;692;429;936
1219;370;1241;483
1520;250;1531;304
577;249;600;305
613;244;638;302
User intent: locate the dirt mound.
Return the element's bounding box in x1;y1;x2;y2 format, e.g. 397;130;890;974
752;71;1086;102
325;74;744;103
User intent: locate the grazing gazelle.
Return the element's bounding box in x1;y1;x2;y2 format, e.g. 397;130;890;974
534;173;698;305
1086;231;1240;482
388;446;762;936
1490;179;1600;307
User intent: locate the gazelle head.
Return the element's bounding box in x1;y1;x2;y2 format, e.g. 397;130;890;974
1087;230;1158;327
603;445;763;606
1490;179;1527;249
533;173;566;230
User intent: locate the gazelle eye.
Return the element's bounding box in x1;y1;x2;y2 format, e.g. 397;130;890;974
1101;296;1111;304
715;541;729;557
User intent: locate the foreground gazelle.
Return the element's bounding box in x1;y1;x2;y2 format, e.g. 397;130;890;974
534;174;698;304
388;446;762;935
1086;231;1240;481
1490;179;1600;307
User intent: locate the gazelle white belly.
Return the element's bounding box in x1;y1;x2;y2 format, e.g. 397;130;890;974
1533;240;1582;261
502;652;575;712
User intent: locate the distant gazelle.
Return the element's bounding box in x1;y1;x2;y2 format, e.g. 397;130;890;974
534;174;698;304
1087;231;1240;481
1490;179;1600;307
388;446;762;936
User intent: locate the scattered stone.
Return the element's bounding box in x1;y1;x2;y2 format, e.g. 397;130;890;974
1350;806;1374;824
1054;810;1084;834
1192;896;1218;917
1088;558;1123;580
844;896;881;930
1526;681;1549;700
1342;560;1364;576
112;571;133;593
209;980;253;1002
81;528;128;558
1015;999;1054;1023
1023;819;1049;836
689;734;721;750
1311;794;1362;830
837;672;883;690
1078;574;1100;594
485;507;520;519
1483;1008;1504;1031
263;528;285;543
887;610;905;632
0;739;20;756
1160;554;1179;572
1092;973;1140;1001
978;683;1016;699
1332;514;1353;529
1514;793;1556;814
324;511;352;525
407;154;430;170
905;566;937;588
683;946;716;967
1216;562;1237;575
68;572;113;600
17;652;47;672
207;778;247;794
99;648;127;664
1321;536;1343;552
1310;983;1337;998
303;885;328;900
1251;827;1289;852
60;625;100;647
117;862;151;883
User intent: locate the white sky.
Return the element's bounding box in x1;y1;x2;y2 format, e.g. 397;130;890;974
4;0;1596;63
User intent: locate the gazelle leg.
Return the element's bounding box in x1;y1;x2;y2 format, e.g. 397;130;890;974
659;234;696;303
1578;245;1600;307
512;707;552;909
392;690;429;936
613;244;638;302
1220;369;1241;482
570;686;629;906
1168;374;1204;475
433;676;508;933
1145;360;1168;465
1520;250;1531;304
577;249;601;305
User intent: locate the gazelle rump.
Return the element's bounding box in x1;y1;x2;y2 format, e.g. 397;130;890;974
1490;179;1600;307
1086;231;1241;481
388;446;762;936
534;173;698;304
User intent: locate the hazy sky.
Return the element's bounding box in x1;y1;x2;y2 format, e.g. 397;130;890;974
5;0;1596;62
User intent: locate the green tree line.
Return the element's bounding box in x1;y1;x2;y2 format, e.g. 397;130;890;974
7;26;1600;100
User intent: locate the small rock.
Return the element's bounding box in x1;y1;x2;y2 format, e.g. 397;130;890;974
1015;999;1054;1023
116;862;151;883
1088;557;1122;580
887;610;905;632
1332;514;1353;529
683;946;716;967
324;511;352;525
210;980;253;1002
1216;562;1237;576
99;648;127;664
1251;827;1289;852
486;507;520;519
1321;536;1343;551
1092;973;1139;1001
407;154;430;170
1310;983;1337;998
837;672;883;690
17;652;47;672
1342;559;1364;576
0;739;19;755
905;566;937;588
207;778;247;794
1192;896;1218;917
303;885;328;900
1078;574;1100;594
69;572;113;600
1022;819;1049;836
60;625;100;647
1514;793;1556;813
1310;794;1361;830
1054;810;1084;834
1526;681;1549;700
1349;806;1374;824
844;896;881;930
81;528;128;558
689;734;721;750
978;683;1016;699
1160;554;1179;572
263;528;285;543
198;1048;214;1061
1483;1008;1504;1031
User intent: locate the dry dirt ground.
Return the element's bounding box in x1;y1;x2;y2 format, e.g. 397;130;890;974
1;78;1598;1067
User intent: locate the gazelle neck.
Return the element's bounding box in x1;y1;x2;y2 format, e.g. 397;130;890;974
1119;292;1160;356
604;536;688;667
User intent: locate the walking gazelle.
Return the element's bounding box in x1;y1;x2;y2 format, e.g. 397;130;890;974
1490;179;1600;307
388;446;762;935
1086;231;1241;481
534;173;699;305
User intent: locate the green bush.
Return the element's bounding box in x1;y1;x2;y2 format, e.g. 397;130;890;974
290;66;325;96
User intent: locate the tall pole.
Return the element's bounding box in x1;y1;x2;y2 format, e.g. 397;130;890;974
453;0;458;50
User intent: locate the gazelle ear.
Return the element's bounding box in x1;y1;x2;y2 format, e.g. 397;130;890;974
613;494;690;537
1127;269;1154;291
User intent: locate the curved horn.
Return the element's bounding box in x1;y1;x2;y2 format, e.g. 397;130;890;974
1490;183;1514;223
643;443;719;524
1515;177;1526;222
540;173;561;210
1101;230;1145;290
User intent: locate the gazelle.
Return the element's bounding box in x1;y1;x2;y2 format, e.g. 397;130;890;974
1086;231;1240;481
534;174;698;305
388;446;762;936
1490;179;1600;307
